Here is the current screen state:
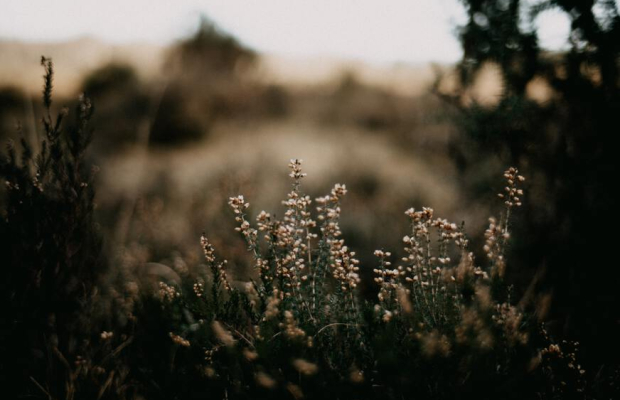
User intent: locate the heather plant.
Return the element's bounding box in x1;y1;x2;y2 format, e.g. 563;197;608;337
148;160;590;399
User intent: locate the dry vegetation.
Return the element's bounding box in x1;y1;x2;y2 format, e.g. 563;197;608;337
1;6;619;397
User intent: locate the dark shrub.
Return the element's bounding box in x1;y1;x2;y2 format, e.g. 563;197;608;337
0;57;105;398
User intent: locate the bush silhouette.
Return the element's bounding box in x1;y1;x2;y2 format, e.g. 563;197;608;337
0;57;105;398
439;0;620;369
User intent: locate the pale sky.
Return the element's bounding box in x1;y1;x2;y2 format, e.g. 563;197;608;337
1;0;584;64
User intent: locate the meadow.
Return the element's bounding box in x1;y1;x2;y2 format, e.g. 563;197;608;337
1;9;620;399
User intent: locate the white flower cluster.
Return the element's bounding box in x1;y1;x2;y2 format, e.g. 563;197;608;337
497;167;525;208
158;282;180;302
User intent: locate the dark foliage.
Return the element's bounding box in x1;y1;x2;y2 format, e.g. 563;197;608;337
0;57;105;398
0;87;27;142
81;63;151;149
441;0;620;371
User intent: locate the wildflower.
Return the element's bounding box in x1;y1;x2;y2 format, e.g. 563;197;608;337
420;330;451;358
397;287;413;314
158;282;180;302
292;358;318;376
204;347;218;363
499;167;525;208
193;282;204;297
229;196;259;246
243;348;259;361
255;372;277;389
493;303;528;346
280;310;306;340
100;331;114;341
200;235;216;263
349;368;364;383
287;383;304;400
332;183;347;197
169;332;190;347
212;321;235;347
288;158;307;180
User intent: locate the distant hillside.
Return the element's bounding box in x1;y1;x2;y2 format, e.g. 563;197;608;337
256;54;437;96
0;37;166;95
0;37;439;97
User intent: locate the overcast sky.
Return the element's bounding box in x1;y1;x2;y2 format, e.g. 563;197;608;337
2;0;577;64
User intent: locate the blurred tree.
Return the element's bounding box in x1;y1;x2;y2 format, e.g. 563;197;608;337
81;63;150;148
165;15;256;78
151;16;258;145
83;63;140;96
439;0;620;368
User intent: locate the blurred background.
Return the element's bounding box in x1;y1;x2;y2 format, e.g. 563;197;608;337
1;0;619;369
